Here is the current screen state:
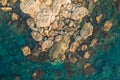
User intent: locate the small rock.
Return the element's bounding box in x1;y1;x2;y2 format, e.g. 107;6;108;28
32;69;44;80
27;18;37;31
60;54;66;60
70;41;79;52
0;0;8;6
71;7;89;20
103;20;112;31
21;46;31;56
42;39;53;51
70;57;78;64
81;44;88;51
84;51;91;59
83;63;96;76
0;7;12;11
31;31;43;41
90;38;98;47
52;21;58;30
94;0;98;3
55;35;63;42
96;14;103;23
80;23;93;39
11;13;19;21
51;35;70;59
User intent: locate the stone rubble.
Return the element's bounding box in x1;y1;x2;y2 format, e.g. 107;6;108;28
20;0;95;60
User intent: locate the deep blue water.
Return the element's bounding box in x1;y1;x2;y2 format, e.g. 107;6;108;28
0;0;120;80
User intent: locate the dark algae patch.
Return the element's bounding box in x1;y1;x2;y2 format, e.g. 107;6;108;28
0;0;120;80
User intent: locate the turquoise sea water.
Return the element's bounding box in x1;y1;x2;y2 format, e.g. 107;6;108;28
0;0;120;80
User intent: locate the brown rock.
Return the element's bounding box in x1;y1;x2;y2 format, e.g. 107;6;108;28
21;46;31;56
31;31;43;41
70;57;78;64
83;63;96;76
71;7;89;20
80;23;93;39
70;41;79;52
51;35;70;59
11;13;19;21
27;18;38;31
0;7;12;11
42;39;53;51
103;20;112;31
84;51;91;59
0;0;8;6
81;44;88;51
90;38;98;47
55;35;63;42
96;14;103;23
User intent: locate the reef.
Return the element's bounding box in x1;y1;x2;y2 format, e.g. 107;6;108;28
0;0;120;80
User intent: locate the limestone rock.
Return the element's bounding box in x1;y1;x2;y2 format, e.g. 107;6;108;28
20;0;67;28
96;14;103;23
0;0;8;6
70;41;79;52
21;46;31;56
81;44;88;51
71;7;89;20
90;38;98;47
27;18;38;31
70;57;78;64
11;13;19;21
42;39;53;51
0;7;12;11
51;35;70;59
83;63;96;76
84;51;91;59
31;31;43;41
80;23;93;39
103;20;112;31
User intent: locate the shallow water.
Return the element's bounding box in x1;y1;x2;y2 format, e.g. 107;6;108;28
0;0;120;80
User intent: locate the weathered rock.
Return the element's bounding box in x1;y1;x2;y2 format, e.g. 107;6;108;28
84;51;91;59
70;41;79;52
50;35;70;59
21;46;31;56
0;0;8;6
83;63;96;76
96;14;103;23
55;35;63;42
80;23;93;39
31;31;43;41
70;57;78;64
90;38;98;47
0;7;12;11
11;13;19;21
27;18;38;31
103;20;112;31
81;44;88;51
32;69;44;80
20;0;68;28
42;39;53;51
71;7;89;20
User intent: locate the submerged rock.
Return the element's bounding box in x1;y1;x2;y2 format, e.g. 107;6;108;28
103;20;113;31
21;46;31;56
83;63;96;76
50;35;70;60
